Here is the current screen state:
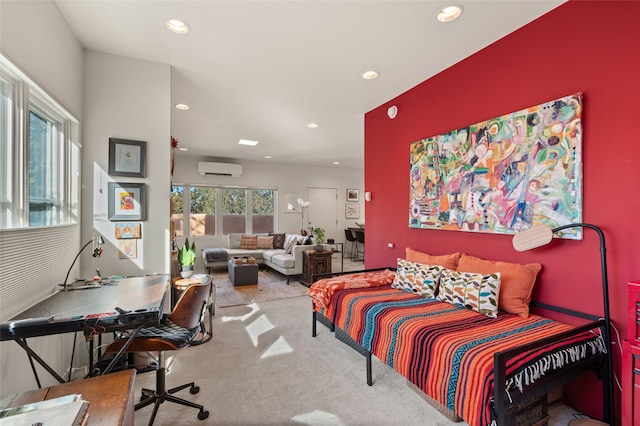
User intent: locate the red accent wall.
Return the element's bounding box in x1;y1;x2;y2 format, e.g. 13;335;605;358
364;1;640;421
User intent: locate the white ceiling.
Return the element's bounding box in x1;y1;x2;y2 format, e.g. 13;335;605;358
55;0;565;169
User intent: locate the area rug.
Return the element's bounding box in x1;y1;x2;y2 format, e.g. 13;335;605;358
213;269;309;308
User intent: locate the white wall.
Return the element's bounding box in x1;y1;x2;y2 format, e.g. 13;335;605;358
0;0;83;118
172;155;364;272
82;51;171;279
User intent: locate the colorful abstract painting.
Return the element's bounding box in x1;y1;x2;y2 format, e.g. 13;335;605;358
409;93;583;239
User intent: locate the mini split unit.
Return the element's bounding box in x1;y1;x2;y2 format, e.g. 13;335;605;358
197;161;243;177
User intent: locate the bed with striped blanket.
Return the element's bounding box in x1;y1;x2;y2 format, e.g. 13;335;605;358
309;273;607;426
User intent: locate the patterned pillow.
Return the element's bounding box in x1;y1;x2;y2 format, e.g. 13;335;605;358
391;258;444;298
256;236;274;249
270;233;285;249
437;268;501;318
239;234;258;250
285;239;298;254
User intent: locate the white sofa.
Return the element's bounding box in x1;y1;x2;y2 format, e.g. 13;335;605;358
202;233;330;283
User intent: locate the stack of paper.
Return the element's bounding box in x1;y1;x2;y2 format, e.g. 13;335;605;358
0;393;90;425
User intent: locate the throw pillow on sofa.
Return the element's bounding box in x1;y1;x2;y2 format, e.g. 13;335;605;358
240;234;258;249
285;239;298;254
392;258;444;298
437;268;501;318
256;236;274;249
270;233;285;249
456;253;541;318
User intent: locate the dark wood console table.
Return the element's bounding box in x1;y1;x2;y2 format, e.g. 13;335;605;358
302;250;333;286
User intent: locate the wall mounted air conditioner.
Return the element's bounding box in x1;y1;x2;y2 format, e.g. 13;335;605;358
198;161;243;177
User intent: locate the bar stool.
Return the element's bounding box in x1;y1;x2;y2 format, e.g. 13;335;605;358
344;229;357;259
353;229;365;262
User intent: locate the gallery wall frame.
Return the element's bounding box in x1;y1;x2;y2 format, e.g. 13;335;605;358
347;189;359;202
109;138;146;177
114;222;141;239
108;182;146;221
408;92;583;239
346;203;360;219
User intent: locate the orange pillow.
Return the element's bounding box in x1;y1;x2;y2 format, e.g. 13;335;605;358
405;247;462;270
456;253;542;318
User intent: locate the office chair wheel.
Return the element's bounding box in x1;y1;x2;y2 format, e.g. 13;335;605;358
198;410;209;420
190;385;200;394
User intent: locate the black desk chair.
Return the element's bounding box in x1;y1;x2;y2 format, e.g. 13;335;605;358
106;276;212;425
344;229;357;259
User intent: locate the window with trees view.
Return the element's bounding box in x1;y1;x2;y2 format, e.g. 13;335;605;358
171;185;275;237
1;55;79;229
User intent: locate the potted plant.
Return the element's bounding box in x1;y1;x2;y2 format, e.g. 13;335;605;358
310;227;326;251
177;238;196;278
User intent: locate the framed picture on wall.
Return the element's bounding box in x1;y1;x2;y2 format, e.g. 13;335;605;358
345;203;360;219
108;182;146;221
109;138;146;177
347;189;359;202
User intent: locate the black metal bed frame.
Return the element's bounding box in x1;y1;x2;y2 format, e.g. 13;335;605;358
310;269;613;426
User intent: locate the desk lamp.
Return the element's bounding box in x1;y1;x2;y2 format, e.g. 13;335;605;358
60;235;105;288
512;223;614;426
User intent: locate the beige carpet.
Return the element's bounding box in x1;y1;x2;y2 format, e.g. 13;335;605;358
213;269;309;308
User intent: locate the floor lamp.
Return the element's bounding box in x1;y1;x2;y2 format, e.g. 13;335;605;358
60;235;105;289
512;223;614;426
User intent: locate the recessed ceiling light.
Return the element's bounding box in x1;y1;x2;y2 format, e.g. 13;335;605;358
238;139;259;146
362;70;379;80
175;103;190;110
265;155;272;159
307;123;318;128
436;6;463;22
166;19;190;34
332;161;340;165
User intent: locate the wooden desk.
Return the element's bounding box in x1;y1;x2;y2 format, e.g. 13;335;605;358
0;370;136;425
1;275;169;384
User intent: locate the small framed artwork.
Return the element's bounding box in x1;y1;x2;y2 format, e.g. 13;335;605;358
345;203;360;219
118;239;137;259
109;138;146;177
108;182;146;221
347;189;359;202
114;222;141;239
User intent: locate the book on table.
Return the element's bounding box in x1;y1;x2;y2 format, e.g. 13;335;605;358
0;393;90;425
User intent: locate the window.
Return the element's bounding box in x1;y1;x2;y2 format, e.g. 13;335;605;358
170;185;275;237
1;54;79;229
252;189;275;234
222;189;246;234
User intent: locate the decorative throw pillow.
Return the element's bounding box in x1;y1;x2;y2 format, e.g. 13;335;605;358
456;254;542;318
285;239;298;255
256;236;274;249
391;258;444;298
239;234;258;250
283;234;299;251
270;233;285;249
437;268;501;318
405;247;462;270
302;236;313;245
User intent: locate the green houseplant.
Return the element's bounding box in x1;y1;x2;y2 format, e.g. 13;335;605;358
178;238;196;278
310;227;326;249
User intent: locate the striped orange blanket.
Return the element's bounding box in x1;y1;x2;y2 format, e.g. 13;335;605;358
316;285;604;426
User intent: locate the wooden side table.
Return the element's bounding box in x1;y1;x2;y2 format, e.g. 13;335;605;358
0;369;136;425
302;250;333;286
